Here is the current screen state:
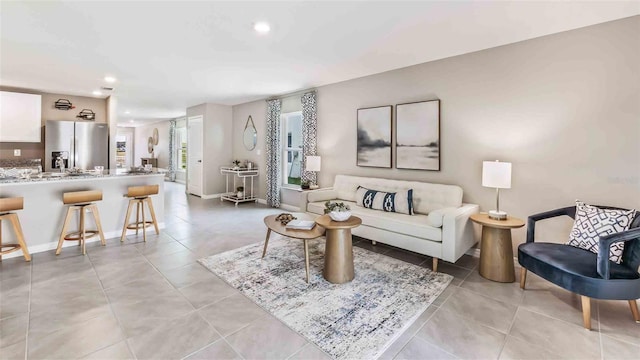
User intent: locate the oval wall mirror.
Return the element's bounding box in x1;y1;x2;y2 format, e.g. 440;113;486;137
152;128;159;145
243;115;257;151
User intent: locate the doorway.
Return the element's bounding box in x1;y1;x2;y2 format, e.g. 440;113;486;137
115;128;134;172
187;116;203;197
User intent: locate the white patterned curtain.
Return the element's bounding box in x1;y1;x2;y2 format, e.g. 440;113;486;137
266;99;282;207
168;119;176;181
301;91;318;184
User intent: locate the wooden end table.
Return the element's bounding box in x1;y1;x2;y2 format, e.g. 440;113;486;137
470;213;525;283
315;214;362;284
263;214;325;283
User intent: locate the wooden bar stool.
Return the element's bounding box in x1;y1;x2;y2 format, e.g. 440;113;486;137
56;190;106;255
121;185;159;242
0;197;31;262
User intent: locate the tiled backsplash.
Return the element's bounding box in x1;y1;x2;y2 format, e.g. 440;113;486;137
0;158;42;168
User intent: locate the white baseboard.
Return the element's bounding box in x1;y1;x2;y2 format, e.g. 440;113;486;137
201;193;223;200
2;223;166;260
174;179;186;185
466;248;481;258
280;203;301;212
255;199;299;212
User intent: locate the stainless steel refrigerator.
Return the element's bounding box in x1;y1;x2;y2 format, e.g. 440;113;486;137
45;120;109;172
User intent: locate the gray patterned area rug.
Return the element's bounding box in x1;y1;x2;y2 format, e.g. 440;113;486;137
198;235;452;359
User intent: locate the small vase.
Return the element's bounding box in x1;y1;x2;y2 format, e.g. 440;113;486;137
329;210;351;222
237;191;244;198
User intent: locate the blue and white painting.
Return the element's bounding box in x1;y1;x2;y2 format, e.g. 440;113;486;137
357;106;392;168
396;100;440;171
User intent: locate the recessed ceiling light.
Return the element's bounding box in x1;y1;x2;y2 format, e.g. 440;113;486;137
125;110;130;114
254;21;270;34
104;76;116;83
92;90;102;96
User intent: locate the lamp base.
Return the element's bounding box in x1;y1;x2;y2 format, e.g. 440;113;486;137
488;210;508;220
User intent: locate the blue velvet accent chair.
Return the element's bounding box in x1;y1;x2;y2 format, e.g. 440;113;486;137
518;205;640;330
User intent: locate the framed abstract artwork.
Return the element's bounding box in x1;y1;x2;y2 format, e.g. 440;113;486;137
357;106;392;168
395;99;440;171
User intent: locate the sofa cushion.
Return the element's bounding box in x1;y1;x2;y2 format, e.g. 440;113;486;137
307;189;338;203
355;186;413;215
308;200;441;241
567;201;636;264
332;175;462;215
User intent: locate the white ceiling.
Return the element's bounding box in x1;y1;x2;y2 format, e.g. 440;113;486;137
1;1;638;124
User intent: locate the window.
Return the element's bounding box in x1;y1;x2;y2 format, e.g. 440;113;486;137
282;111;303;186
175;126;187;170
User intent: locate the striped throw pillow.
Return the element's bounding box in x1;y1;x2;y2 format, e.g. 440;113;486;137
355;186;414;215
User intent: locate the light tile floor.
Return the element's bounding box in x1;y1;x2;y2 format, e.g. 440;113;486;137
1;182;639;359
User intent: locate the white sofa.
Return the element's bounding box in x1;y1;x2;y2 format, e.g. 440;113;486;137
301;175;479;270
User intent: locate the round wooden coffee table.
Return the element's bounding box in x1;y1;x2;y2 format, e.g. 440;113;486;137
315;214;362;284
470;213;525;283
263;213;325;283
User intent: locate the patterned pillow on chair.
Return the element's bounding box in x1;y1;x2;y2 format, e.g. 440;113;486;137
567;201;636;264
355;186;413;215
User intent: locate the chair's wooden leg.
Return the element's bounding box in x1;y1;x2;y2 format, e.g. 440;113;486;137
261;228;271;259
581;296;592;330
0;218;3;262
91;205;106;246
135;201;140;235
146;197;159;235
629;300;640;323
432;257;438;272
80;205;86;255
57;207;74;255
520;268;527;290
121;200;134;242
304;239;310;284
8;214;30;262
141;200;147;242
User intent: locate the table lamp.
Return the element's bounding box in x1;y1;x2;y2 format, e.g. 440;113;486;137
305;156;321;189
482;160;512;220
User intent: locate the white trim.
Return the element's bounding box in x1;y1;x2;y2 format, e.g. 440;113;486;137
280;203;301;212
257;198;267;205
2;223;166;259
174;179;186;185
465;248;481;258
201;193;223;199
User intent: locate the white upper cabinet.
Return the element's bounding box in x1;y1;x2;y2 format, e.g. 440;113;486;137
0;91;42;142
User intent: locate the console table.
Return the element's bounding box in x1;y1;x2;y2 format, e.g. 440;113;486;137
220;167;258;206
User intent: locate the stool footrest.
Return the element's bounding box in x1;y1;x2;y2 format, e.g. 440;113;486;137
126;221;155;230
63;230;100;241
0;244;24;256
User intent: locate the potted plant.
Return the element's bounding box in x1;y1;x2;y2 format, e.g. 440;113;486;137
232;160;241;170
324;201;351;221
301;180;310;190
236;186;244;198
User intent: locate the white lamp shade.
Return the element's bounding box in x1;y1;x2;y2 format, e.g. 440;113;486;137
482;161;512;189
305;156;321;172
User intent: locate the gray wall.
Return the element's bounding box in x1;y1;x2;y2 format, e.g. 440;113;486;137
187;103;233;196
134;120;170;168
231;16;640;248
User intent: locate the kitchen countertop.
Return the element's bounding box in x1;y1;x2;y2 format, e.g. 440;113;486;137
0;169;166;185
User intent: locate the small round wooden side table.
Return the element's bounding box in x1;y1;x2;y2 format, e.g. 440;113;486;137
470;213;525;283
315;214;362;284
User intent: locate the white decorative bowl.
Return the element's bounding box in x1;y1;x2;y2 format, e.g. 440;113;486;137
329;210;351;222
